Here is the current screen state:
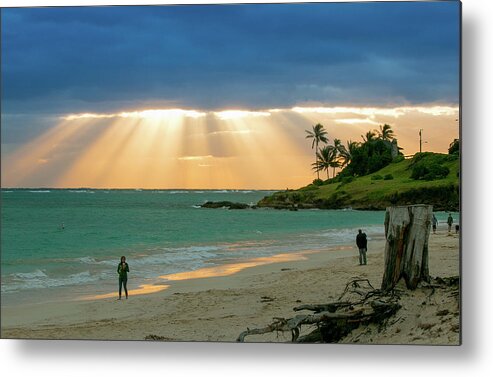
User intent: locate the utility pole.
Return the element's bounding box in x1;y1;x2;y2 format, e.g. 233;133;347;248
419;129;423;153
419;129;427;153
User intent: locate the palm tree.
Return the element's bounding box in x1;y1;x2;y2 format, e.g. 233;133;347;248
378;124;395;141
333;138;343;152
330;138;349;175
339;140;360;172
337;143;351;169
306;124;329;179
328;146;340;178
361;130;377;143
313;146;331;179
345;140;359;159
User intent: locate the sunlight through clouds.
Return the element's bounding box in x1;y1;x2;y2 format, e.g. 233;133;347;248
213;110;272;120
63;109;207;121
334;118;380;125
2;104;459;189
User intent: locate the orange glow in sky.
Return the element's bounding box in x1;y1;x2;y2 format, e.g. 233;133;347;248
1;105;459;189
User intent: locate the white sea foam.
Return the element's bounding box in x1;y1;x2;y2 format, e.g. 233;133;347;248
75;245;222;270
13;269;48;280
3;270;98;293
316;226;384;244
77;256;106;265
28;190;51;193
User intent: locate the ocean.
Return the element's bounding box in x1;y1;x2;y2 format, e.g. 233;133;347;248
0;189;458;305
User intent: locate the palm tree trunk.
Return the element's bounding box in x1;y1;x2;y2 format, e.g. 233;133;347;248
315;141;320;180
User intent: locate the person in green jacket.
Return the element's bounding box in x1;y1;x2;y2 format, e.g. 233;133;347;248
447;214;454;233
117;256;130;300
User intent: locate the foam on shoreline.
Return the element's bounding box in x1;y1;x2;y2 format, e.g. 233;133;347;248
1;231;459;344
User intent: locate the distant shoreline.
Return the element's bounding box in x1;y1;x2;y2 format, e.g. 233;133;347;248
0;188;280;192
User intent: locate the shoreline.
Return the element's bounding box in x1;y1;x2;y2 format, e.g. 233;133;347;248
1;243;368;326
1;230;459;343
1;231;385;308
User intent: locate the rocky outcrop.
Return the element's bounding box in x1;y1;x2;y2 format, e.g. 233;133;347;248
200;201;254;209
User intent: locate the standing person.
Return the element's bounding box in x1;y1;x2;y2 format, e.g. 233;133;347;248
432;214;438;234
447;213;454;233
117;256;130;300
356;229;368;265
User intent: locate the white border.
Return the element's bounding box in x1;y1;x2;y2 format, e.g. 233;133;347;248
2;0;493;376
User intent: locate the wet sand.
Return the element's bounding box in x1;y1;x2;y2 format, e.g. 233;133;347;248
1;230;459;344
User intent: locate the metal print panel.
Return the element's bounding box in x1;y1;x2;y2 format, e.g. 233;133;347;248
0;1;461;344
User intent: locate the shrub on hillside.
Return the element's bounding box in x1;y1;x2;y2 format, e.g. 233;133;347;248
371;174;383;180
386;184;459;211
392;155;405;163
384;174;394;180
410;152;447;167
409;152;451;181
411;163;449;181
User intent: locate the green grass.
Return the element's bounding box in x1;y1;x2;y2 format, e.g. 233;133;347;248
259;153;459;211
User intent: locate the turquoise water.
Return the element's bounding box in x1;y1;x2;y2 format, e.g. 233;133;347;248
0;189;458;304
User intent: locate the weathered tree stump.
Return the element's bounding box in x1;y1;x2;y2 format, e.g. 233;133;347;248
381;205;432;291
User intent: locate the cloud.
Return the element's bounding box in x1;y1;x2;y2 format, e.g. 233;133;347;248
213;110;271;120
62;109;206;121
2;2;459;120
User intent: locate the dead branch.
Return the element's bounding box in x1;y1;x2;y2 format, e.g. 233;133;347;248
237;277;401;343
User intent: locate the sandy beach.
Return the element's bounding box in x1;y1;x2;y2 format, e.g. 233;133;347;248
1;230;459;344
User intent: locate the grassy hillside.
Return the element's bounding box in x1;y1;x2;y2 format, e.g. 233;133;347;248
258;152;460;211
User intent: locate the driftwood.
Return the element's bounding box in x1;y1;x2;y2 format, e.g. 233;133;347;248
237;278;401;343
381;205;432;291
236;206;438;343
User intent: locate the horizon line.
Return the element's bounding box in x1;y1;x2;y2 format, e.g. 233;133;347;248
0;187;281;191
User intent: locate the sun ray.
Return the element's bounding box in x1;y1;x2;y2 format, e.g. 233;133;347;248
2;105;459;189
3;118;111;187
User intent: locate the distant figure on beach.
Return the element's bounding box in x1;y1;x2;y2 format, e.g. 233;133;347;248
117;256;130;300
455;224;460;234
356;229;367;265
447;214;454;233
432;214;438;234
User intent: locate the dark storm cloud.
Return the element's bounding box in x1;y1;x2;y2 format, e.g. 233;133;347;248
2;1;460;117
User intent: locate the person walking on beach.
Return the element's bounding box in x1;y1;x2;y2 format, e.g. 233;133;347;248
432;214;438;234
117;256;129;300
356;229;367;265
447;214;454;233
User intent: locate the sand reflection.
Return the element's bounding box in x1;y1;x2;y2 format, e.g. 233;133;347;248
80;284;170;300
160;252;314;281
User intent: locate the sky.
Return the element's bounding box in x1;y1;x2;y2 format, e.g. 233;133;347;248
1;1;461;189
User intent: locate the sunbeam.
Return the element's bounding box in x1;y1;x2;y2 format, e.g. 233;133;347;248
2;105;459;189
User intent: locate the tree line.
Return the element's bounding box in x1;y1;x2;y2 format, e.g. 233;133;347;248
305;123;398;181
